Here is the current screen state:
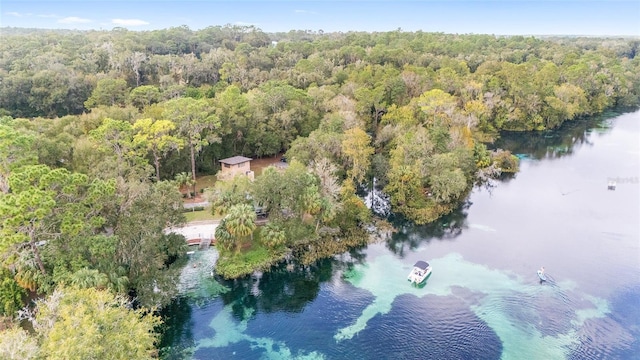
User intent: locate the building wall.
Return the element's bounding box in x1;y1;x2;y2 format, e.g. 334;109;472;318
220;161;251;178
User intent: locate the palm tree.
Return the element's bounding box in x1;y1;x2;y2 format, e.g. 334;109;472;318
301;185;322;219
107;267;130;293
261;222;286;250
214;218;235;252
225;203;257;250
70;268;109;289
175;172;196;198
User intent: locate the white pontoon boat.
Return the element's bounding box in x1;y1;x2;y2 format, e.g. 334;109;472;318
408;260;432;284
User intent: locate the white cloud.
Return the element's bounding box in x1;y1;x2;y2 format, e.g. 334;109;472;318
111;18;149;26
58;16;91;24
6;11;23;17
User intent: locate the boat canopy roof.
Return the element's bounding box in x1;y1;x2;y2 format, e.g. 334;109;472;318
413;261;430;270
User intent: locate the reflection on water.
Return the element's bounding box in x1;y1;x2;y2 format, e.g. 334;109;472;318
385;201;470;256
491;109;620;160
161;109;640;359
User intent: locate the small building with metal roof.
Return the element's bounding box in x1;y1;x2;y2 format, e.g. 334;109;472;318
218;156;253;180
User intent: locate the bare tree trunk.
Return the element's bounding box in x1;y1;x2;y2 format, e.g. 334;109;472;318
153;153;161;181
130;51;146;87
190;141;197;196
0;174;9;194
29;230;47;275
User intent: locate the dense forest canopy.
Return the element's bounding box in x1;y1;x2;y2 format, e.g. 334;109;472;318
0;25;636;217
0;25;638;357
1;26;638;121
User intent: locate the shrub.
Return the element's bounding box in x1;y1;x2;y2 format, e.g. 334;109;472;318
182;206;205;213
491;149;520;173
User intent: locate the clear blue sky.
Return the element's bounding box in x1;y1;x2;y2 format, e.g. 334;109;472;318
1;1;639;36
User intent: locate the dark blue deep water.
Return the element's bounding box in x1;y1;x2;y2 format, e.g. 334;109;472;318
161;109;640;360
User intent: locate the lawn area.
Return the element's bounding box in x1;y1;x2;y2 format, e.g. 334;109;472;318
195;174;217;192
184;207;221;222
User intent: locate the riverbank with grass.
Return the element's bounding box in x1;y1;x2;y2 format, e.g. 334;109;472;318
215;244;290;279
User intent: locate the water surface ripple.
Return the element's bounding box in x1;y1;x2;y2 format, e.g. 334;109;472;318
161;109;640;360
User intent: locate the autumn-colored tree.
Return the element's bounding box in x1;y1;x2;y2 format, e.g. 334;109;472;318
35;287;160;360
0;327;38;360
133;118;184;180
341;127;374;184
417;89;459;126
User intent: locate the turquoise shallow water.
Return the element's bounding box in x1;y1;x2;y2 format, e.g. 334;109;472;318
161;109;640;359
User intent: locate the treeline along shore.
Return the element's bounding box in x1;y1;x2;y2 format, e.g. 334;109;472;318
0;26;638;358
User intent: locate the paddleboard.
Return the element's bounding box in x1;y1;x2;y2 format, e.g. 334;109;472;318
537;270;547;281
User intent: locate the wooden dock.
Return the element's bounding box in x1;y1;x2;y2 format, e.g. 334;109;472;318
186;237;214;249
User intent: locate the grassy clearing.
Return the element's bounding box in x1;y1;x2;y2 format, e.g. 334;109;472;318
184;208;221;222
195;174;217;192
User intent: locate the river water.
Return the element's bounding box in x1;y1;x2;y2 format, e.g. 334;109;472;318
161;109;639;359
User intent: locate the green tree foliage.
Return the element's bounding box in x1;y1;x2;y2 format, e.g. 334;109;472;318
225;203;257;243
491;149;520;173
35;287;160;360
212;203;256;253
245;81;319;156
0;28;636;125
214;218;235;252
213;85;251;154
0;121;38;193
0;157;184;307
0;165;115;291
0;269;25;316
106;180;186;307
430;168;467;203
129;85;162;110
417;89;458;126
260;222;286;250
174;171;195;198
385;165;426;219
133;118;184;180
207;174;253;215
0;27;634;292
164;97;221;193
252;161;319;221
69;268;110;289
89;117;145;178
84;78;129;109
286;123;344;166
